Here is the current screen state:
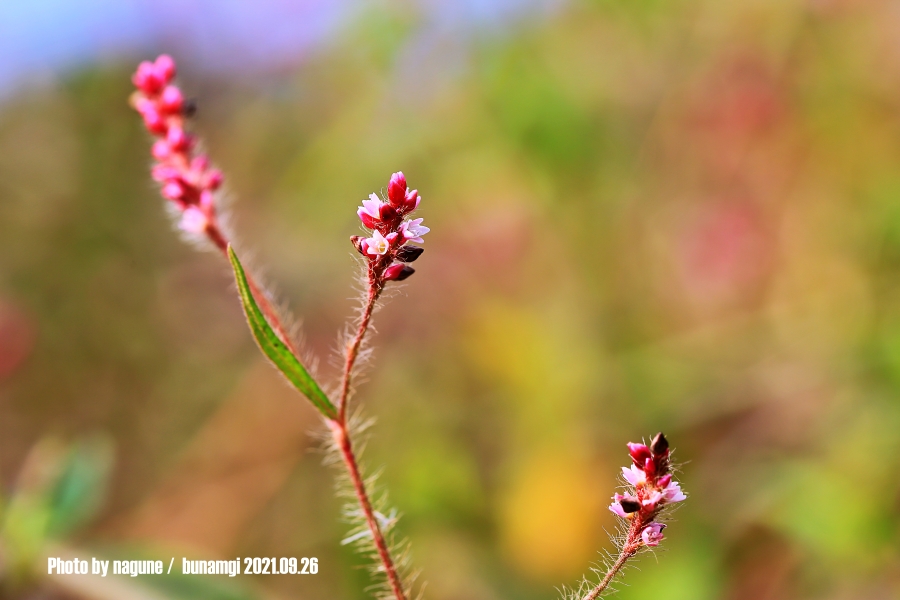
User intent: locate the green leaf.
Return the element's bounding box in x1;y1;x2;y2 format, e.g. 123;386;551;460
47;435;114;537
228;245;337;420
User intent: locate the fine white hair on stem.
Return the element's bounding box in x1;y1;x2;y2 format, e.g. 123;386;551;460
315;408;421;600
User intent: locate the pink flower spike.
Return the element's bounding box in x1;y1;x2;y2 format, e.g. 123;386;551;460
641;523;666;547
622;465;646;486
400;218;429;243
387;171;407;206
179;206;208;234
365;230;391;256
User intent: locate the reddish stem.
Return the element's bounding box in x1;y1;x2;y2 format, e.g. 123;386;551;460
333;420;407;600
338;273;381;421
581;517;644;600
330;268;407;599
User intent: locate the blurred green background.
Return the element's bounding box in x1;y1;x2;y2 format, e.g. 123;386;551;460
2;0;900;598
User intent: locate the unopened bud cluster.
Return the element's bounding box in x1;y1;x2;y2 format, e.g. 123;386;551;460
130;55;223;236
609;433;686;547
350;172;429;283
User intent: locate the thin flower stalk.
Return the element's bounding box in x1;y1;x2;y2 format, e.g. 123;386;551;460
131;55;428;600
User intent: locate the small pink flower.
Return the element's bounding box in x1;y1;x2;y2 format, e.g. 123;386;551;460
151;164;179;182
642;490;663;509
358;194;385;229
162;180;185;201
199;190;215;210
400;218;429;243
179;207;208;233
154;54;176;83
133;61;164;94
365;230;397;256
160;85;183;113
609;493;640;518
662;480;686;503
141;107;166;134
622;465;646;486
167;126;191;151
641;523;666;547
609;500;628;518
152;140;172;160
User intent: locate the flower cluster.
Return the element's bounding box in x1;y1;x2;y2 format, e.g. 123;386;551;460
130;55;224;238
350;172;429;283
608;432;686;547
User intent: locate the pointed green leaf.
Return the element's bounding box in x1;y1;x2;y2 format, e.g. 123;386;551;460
228;245;337;420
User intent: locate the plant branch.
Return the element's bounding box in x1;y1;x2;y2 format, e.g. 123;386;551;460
338;274;381;421
581;518;643;600
332;420;407;600
330;268;408;599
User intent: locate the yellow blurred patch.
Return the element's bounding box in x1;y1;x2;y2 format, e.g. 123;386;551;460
498;451;602;581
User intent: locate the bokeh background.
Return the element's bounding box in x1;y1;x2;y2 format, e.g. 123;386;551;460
2;0;900;598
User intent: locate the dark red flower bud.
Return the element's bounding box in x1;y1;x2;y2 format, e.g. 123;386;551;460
183;98;198;118
358;211;377;229
395;245;424;262
387;171;407;206
627;443;651;467
644;457;656;477
657;474;672;488
651;432;669;455
402;189;420;212
619;498;641;513
350;235;367;255
379;204;398;224
384;264;415;281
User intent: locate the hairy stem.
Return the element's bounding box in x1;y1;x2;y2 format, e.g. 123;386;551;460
338;277;380;421
212;217;403;598
331;271;408;599
333;421;407;600
581;518;643;600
